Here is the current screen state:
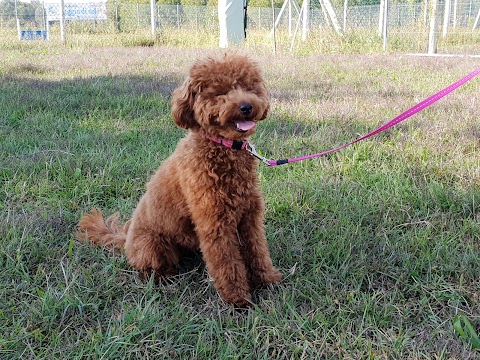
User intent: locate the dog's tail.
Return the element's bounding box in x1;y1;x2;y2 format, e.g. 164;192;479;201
75;209;130;252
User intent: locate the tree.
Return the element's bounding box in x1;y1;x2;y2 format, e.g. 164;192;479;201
157;0;180;4
248;0;285;6
0;0;42;25
121;0;150;4
182;0;208;4
154;0;208;4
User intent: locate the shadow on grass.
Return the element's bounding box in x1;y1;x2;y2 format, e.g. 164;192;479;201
0;72;184;238
2;70;478;264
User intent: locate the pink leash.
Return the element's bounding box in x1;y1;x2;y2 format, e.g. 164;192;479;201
209;67;480;166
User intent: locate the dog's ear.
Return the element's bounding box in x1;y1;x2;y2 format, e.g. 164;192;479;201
171;78;199;129
260;86;271;120
260;101;270;120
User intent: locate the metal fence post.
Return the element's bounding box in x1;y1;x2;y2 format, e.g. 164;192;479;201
474;7;480;31
288;0;292;34
42;0;47;37
115;0;120;32
302;0;309;40
378;0;384;36
271;0;276;53
428;0;438;54
423;0;428;26
453;0;457;28
15;0;21;40
442;0;450;37
60;0;66;42
382;0;388;50
137;3;140;28
150;0;156;35
177;4;180;29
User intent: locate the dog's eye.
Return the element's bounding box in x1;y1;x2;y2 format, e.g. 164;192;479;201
209;115;219;124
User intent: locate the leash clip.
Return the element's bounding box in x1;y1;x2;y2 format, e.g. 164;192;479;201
245;142;272;166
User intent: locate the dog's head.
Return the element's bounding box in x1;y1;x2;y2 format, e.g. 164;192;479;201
171;53;270;140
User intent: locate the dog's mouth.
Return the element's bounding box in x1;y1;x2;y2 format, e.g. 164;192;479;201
234;119;256;133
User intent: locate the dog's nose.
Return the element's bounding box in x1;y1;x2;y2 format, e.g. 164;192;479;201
239;103;253;115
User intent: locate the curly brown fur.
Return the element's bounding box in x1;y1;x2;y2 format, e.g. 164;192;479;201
76;53;282;306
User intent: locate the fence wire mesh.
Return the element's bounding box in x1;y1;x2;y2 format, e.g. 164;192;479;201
1;2;479;54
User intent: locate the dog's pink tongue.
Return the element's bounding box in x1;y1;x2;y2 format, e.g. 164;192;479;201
235;120;256;132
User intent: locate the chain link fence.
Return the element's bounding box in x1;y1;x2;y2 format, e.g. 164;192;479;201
1;1;479;53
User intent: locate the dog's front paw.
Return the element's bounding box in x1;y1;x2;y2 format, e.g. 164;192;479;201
219;289;253;308
253;267;282;288
138;266;177;284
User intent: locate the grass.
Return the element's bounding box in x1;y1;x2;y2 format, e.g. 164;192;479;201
1;23;479;54
1;40;480;359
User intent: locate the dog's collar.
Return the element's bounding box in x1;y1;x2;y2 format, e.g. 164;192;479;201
204;134;274;165
204;134;249;150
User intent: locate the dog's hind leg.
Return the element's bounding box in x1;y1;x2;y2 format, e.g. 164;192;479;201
124;225;180;281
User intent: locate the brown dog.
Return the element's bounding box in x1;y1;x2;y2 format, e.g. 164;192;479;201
76;53;282;306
